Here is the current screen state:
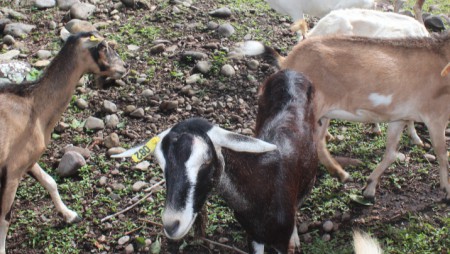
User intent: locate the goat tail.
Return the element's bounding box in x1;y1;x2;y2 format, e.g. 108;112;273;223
231;41;284;69
353;230;383;254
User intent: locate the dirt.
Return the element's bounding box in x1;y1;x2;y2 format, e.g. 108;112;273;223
1;0;449;253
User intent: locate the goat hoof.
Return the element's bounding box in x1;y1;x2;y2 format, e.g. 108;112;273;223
67;215;82;224
339;172;353;183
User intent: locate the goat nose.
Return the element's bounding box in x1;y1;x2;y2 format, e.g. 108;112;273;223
164;220;180;237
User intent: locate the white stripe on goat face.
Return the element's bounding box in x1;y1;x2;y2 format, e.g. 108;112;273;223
161;136;211;240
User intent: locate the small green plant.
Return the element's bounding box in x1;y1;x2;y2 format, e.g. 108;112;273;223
26;68;43;82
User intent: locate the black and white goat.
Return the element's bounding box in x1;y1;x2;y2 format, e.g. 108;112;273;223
113;70;318;253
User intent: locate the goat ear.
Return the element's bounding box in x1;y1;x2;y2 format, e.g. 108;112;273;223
207;126;277;153
441;62;450;77
82;34;105;48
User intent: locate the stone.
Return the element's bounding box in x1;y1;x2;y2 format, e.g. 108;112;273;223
208;7;232;18
150;44;165;54
322;220;333;232
0;50;20;61
217;23;235;37
247;59;259;70
220;64;235;77
66;19;96;33
107;147;126;156
37;50;52;60
0;60;31;83
35;0;56;8
102;100;117;113
141;89;154;98
125;244;134;254
133;161;150;171
206;21;219;30
56;151;86;177
160;100;178;111
54;122;70;133
85;116;105;130
196;60;212;74
130;108;145;118
1;8;27;20
118;235;130;245
99;176;107;186
396;152;406;162
62;145;91;159
0;19;12;34
424;154;436;162
186;74;201;84
181;51;207;60
125;105;136;114
105;114;120;129
298;222;309;234
3;35;16;45
127;44;140;51
70;2;96;20
33;60;51;68
112;183;126;190
4;23;36;37
132;181;148;192
322;233;331;242
57;0;80;10
75;98;88;109
104;133;120;149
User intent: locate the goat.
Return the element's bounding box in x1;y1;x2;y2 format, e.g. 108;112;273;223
353;230;383;254
264;0;374;35
0;31;126;254
238;32;450;201
307;8;430;146
112;70;318;253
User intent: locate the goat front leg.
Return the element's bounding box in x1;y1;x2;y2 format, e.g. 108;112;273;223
249;241;264;254
363;121;406;200
28;163;80;223
288;224;300;254
414;0;425;24
317;118;351;182
0;171;20;254
426;120;450;201
406;121;424;146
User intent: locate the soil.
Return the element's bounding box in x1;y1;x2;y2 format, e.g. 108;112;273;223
1;0;449;253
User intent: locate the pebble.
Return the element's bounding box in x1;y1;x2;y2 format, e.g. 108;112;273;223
70;2;96;20
247;59;259;70
4;23;36;37
3;35;15;45
130;108;145;118
150;44;165;54
118;235;130;245
217;23;235;37
322;220;333;232
160;100;179;111
186;73;201;84
206;21;219;30
220;64;235;77
196;60;212;74
99;176;108;186
35;0;56;8
33;60;51;68
298;222;309;234
75;98;88;109
62;145;91;159
132;181;148;192
182;51;208;60
37;50;52;60
302;233;312;243
133;161;150;171
141;89;154;99
127;44;140;51
396;152;406;162
424;153;436;162
85;116;105;130
105;114;120;129
322;233;331;242
54;122;69;133
57;0;80;10
125;244;134;254
102;100;117;113
0;50;21;62
125;105;136;114
112;183;126;190
56;151;86;177
104;133;120;148
208;7;232;18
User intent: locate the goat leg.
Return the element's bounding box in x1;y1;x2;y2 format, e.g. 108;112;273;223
363;121;406;200
413;0;425;24
406;121;423;146
28;163;80;223
193;206;207;238
0;171;19;254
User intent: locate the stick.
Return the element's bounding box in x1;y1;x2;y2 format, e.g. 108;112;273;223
100;179;165;223
139;219;248;254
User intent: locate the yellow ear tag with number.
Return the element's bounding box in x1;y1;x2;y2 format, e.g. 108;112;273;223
90;35;100;42
132;137;160;162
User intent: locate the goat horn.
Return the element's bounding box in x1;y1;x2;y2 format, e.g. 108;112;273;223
441;62;450;77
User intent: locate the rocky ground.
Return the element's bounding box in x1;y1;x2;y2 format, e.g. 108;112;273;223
0;0;450;253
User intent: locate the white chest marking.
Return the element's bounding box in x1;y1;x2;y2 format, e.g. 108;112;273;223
368;93;393;107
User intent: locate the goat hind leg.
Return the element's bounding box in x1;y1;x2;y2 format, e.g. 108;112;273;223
363;121;406;200
414;0;425;24
28;163;80;223
0;174;20;254
317;118;351;182
406;121;424;146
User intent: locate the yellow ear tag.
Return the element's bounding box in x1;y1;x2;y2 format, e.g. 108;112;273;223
131;137;160;162
90;35;100;42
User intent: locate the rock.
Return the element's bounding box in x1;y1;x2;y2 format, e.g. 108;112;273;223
130;108;145;118
57;0;80;10
62;145;91;159
75;98;88;109
322;233;331;242
1;8;27;20
104;133;120;148
85;116;105;130
247;59;259;70
105;114;120;129
424;153;436;162
93;21;109;30
218;237;229;243
186;74;201;84
132;181;148;192
118;235;130;245
70;2;96;20
107;147;126;156
60;27;71;41
208;7;232;18
127;44;140;51
196;61;212;74
322;220;333;232
35;0;56;8
56;151;86;177
298;222;309;234
220;64;235;77
102;100;117;113
217;23;235;37
396;152;406;162
37;50;52;60
125;105;136;114
99;176;107;186
54;122;70;133
150;43;165;54
424;15;445;32
66;19;96;33
206;21;219;30
0;19;12;33
3;35;16;45
0;50;20;61
4;23;36;37
141;89;154;98
133;161;150;171
0;60;31;83
181;51;208;60
33;60;51;68
160;100;179;111
125;244;134;254
112;182;126;190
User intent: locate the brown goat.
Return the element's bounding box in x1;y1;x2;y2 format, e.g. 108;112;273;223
239;32;450;201
0;31;126;253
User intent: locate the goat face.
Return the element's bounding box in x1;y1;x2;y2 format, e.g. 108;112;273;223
150;118;278;240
